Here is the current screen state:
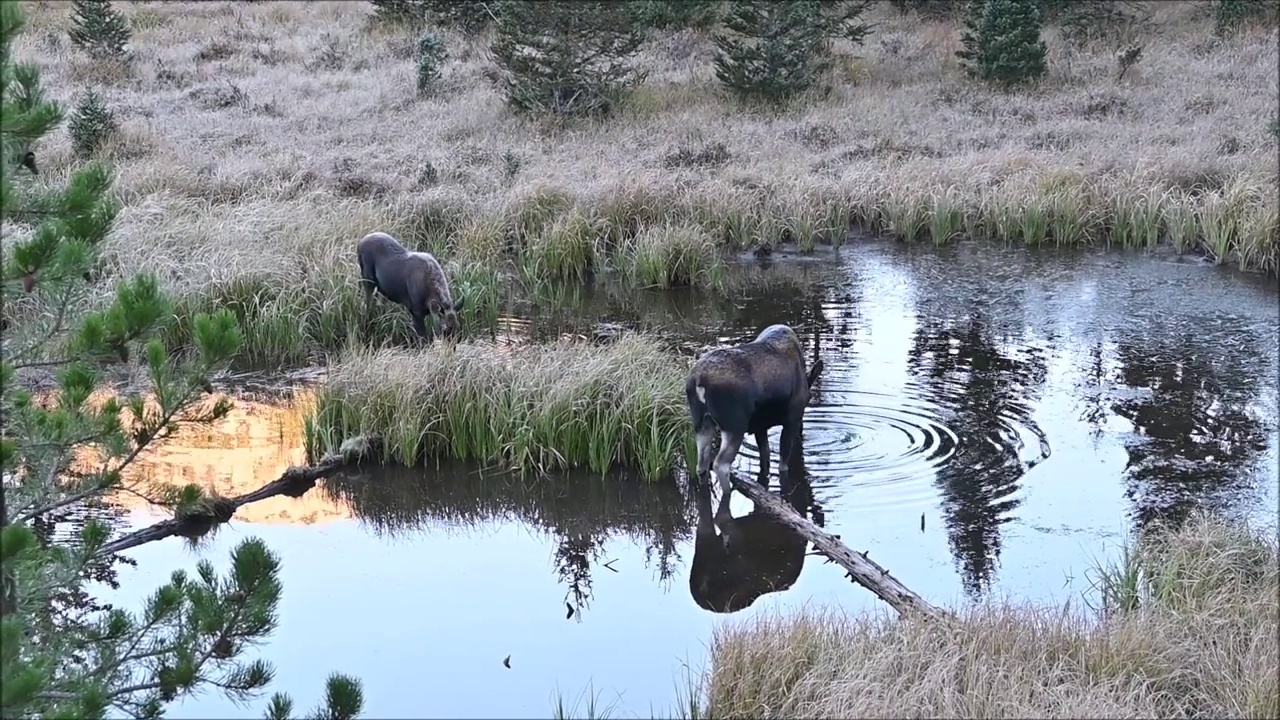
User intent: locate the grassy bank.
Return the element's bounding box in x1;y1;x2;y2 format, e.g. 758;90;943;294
304;334;691;479
699;512;1278;719
6;2;1277;366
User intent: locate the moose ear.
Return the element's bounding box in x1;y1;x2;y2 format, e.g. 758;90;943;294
453;296;465;313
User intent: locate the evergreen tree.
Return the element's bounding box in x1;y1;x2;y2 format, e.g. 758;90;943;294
67;0;130;60
1213;0;1279;36
0;4;363;717
68;90;119;159
490;1;647;119
956;0;1047;88
416;32;447;96
712;1;830;106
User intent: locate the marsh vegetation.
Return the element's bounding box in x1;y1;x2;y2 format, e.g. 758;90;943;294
702;513;1280;719
4;1;1278;718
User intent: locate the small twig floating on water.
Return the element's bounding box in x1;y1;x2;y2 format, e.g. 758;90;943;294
95;435;381;558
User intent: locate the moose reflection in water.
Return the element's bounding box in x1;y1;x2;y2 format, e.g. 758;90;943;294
689;433;819;614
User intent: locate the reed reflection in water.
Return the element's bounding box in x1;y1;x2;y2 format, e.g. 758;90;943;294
321;462;697;615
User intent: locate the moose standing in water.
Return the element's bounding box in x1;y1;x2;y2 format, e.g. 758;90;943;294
685;323;823;495
356;231;465;342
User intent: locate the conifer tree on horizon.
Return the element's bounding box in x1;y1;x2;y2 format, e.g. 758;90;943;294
490;0;647;119
67;0;130;60
956;0;1048;88
712;0;872;106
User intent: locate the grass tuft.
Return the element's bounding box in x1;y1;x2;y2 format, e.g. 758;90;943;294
616;222;725;290
307;334;693;479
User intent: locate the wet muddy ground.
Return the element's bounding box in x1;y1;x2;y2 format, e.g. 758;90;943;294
95;239;1279;719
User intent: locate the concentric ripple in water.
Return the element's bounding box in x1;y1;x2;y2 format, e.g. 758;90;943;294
737;383;1052;514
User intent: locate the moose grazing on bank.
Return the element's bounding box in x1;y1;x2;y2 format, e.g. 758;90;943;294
685;323;823;495
356;231;465;342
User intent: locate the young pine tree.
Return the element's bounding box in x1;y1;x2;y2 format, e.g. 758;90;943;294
68;90;119;159
712;0;831;106
416;32;447;96
956;0;1048;88
490;0;648;119
67;0;131;60
0;4;363;718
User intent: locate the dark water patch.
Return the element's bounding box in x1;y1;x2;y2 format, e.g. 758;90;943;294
497;259;837;352
90;240;1278;718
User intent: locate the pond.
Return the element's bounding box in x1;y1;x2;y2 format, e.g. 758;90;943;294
95;239;1279;719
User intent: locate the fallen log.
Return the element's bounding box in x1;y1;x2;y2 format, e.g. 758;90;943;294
95;435;380;558
729;475;949;620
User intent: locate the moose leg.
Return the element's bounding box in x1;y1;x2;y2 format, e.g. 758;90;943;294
694;425;717;486
712;430;743;496
358;278;376;321
777;419;801;481
753;429;771;485
410;311;432;344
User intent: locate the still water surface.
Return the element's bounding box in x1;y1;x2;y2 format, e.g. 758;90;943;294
98;240;1279;719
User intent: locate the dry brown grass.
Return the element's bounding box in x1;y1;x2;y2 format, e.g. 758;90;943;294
702;512;1279;720
5;1;1278;362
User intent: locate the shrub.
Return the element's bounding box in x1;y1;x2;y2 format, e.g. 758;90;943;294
630;0;724;31
415;31;447;96
369;0;426;26
957;0;1048;88
1214;0;1280;36
888;0;962;20
490;0;647;119
67;0;130;60
423;0;494;35
712;1;834;106
1039;0;1149;45
68;90;118;159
